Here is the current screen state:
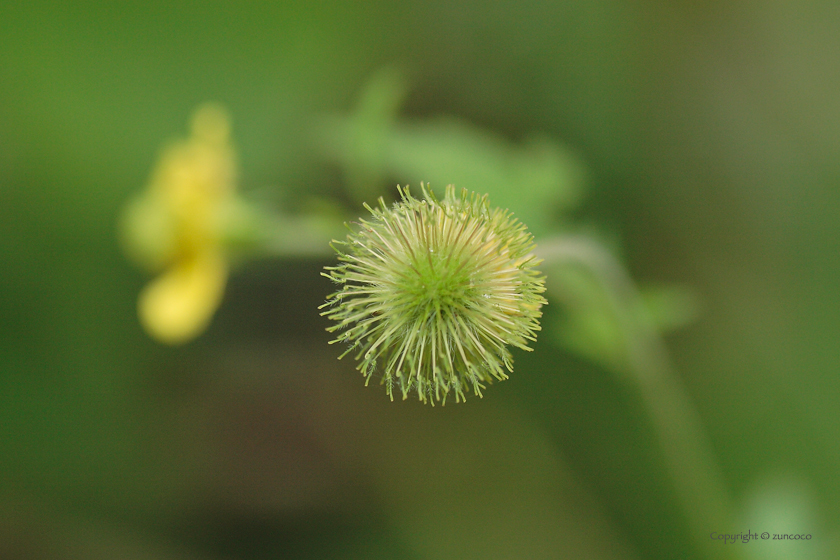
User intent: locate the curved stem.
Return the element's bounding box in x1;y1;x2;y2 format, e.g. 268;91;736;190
536;236;738;560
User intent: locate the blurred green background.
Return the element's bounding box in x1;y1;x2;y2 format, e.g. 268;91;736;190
2;1;839;559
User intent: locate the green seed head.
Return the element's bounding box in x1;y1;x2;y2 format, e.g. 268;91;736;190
320;184;546;404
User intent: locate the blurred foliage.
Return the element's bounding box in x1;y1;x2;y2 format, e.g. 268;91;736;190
315;66;586;237
2;1;840;560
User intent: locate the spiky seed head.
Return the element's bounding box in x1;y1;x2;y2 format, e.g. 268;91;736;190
320;184;546;404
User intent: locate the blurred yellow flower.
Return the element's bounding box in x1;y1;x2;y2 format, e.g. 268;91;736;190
121;103;238;345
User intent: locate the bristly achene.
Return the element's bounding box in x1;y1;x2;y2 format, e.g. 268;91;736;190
320;184;546;404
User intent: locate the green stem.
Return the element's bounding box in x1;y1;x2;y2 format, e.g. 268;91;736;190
225;201;345;261
536;236;739;560
261;213;344;259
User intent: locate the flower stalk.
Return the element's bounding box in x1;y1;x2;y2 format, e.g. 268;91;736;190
536;236;738;560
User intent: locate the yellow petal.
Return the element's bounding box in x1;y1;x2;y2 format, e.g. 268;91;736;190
118;191;179;272
138;252;228;345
